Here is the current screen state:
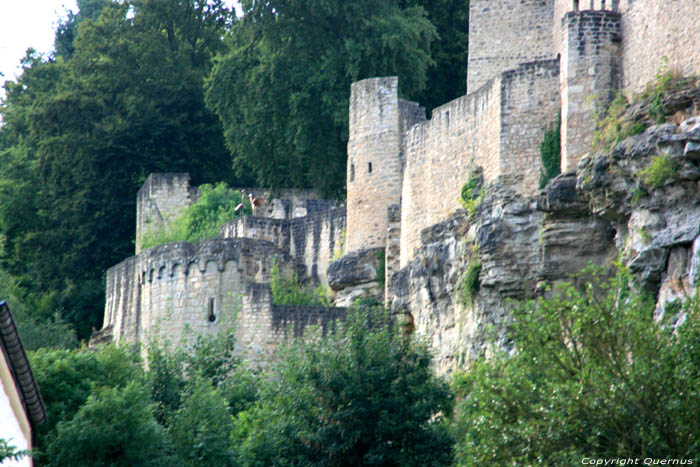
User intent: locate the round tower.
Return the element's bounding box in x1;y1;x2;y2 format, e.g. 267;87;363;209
345;77;404;253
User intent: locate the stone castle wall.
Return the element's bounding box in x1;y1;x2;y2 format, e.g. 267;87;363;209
102;237;348;363
220;207;346;286
618;0;700;94
398;59;559;266
136;173;198;254
103;238;286;347
399;79;500;267
467;0;555;93
100;0;700;369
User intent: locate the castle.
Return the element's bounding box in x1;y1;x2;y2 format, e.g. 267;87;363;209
92;0;700;366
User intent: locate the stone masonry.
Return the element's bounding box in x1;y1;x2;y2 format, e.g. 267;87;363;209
96;0;700;370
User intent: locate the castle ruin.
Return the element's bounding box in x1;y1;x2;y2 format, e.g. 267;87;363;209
93;0;700;366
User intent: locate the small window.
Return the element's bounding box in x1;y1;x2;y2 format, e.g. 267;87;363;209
350;163;355;182
573;0;579;11
368;162;373;174
207;298;216;322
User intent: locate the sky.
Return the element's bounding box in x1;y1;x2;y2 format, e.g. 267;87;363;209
0;0;77;85
0;0;241;93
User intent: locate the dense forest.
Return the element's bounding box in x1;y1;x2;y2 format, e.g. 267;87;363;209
2;1;700;465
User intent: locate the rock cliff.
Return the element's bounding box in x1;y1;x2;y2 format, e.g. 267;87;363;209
389;88;700;374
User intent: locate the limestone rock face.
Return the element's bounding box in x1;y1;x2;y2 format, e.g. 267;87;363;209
578;118;700;325
327;247;384;307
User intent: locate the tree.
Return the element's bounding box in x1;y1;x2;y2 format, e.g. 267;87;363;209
399;0;469;114
205;0;437;198
54;0;111;59
47;381;171;467
235;310;454;466
0;0;236;338
29;345;145;465
167;377;236;467
453;266;700;464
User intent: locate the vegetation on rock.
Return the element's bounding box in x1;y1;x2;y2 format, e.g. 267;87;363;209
638;154;679;188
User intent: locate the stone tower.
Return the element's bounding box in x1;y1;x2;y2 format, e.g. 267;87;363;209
345;77;405;254
560;8;621;171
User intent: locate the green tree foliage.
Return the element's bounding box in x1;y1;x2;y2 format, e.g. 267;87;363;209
30;330;258;466
453;266;700;464
234;310;454;466
140;183;251;249
0;269;77;351
167;377;236;467
399;0;469;113
47;381;171;467
539;112;561;188
29;345;144;465
205;0;437;198
0;439;31;464
54;0;111;59
0;0;236;338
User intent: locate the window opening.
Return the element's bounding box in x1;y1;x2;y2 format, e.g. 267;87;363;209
208;298;216;322
350;163;355;182
368;162;373;174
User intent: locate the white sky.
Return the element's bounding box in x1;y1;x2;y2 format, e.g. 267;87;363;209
0;1;241;92
0;1;77;84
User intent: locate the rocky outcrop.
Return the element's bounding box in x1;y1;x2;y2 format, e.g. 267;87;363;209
327;247;384;307
386;115;700;373
577;117;700;325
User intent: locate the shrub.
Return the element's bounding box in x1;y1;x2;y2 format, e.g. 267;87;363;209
375;250;386;288
459;171;485;218
592;93;647;152
459;261;481;304
539;113;561;188
234;310;454;466
140;183;250;249
638;154;678;188
453;265;700;464
269;260;332;306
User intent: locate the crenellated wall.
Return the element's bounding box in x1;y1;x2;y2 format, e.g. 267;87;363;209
104;238;289;348
468;0;555;93
220;207;346;286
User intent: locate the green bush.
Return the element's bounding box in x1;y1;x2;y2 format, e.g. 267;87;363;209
269;260;332;307
453;265;700;464
539;113;561;188
592;93;647;152
459;171;485;218
638;154;679;188
140;183;251;250
233;309;454;466
459;261;482;304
